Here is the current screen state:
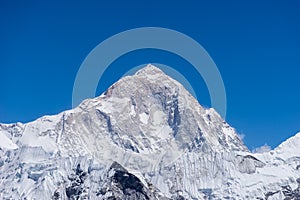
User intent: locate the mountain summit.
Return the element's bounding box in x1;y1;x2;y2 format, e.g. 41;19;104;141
0;64;299;199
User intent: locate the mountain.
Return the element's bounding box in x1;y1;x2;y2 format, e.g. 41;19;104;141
0;64;299;199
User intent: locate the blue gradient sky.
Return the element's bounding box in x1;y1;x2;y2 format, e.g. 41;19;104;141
0;1;299;150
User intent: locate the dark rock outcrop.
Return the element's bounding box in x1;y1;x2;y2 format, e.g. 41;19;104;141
97;162;170;200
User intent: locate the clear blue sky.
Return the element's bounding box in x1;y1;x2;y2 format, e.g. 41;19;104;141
0;1;299;150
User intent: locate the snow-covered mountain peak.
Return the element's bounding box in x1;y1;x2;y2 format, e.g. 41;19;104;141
95;64;247;155
1;65;247;162
135;64;165;76
0;64;299;199
0;65;247;173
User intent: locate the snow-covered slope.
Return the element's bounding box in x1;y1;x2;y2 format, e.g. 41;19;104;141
0;64;299;199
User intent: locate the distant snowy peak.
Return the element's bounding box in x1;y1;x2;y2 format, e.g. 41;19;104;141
274;132;300;158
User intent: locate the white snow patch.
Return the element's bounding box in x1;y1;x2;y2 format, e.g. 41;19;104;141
0;131;18;149
154;125;172;140
98;97;130;114
130;104;136;117
152;110;165;125
20;132;57;153
139;113;149;124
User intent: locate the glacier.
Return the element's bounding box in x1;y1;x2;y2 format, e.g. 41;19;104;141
0;64;299;199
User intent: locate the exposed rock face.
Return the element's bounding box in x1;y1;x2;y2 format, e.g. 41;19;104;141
263;178;300;200
0;65;299;199
97;162;170;200
236;155;266;174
